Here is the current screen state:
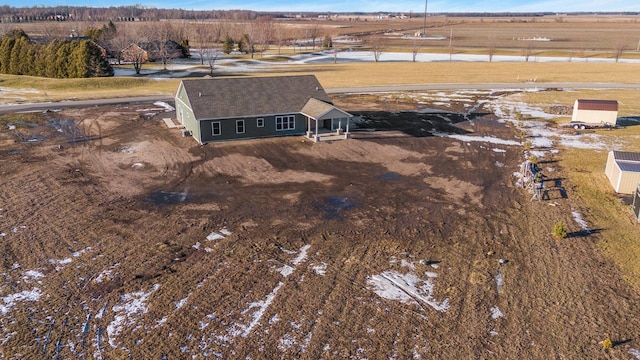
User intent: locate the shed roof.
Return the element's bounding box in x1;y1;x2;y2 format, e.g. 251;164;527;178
576;99;618;111
180;75;333;120
612;150;640;162
617;161;640;173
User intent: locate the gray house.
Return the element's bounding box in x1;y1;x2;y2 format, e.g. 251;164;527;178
174;75;352;144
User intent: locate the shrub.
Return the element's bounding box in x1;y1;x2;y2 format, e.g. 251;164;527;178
601;338;613;349
553;221;568;239
529;155;539;165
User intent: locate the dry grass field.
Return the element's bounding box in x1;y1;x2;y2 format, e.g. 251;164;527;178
1;14;640;359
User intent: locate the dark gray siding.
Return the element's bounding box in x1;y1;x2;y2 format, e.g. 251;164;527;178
199;114;307;143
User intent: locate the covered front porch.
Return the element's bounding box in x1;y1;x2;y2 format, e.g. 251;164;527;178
301;98;353;143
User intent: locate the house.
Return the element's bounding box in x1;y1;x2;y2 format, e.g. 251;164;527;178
604;150;640;194
121;43;148;63
174;75;352;144
571;99;618;127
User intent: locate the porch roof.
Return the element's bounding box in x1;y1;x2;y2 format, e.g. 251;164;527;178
301;98;353;121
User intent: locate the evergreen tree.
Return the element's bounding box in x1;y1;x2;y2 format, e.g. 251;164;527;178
222;35;234;54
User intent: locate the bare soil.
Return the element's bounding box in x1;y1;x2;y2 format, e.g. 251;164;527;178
0;94;639;359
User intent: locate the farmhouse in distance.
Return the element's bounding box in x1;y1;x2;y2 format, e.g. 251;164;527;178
174;75;352;144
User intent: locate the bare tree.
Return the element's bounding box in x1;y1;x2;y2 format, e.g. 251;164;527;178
412;38;420;62
521;41;534;62
614;40;627;62
191;20;215;65
487;33;497;62
274;23;287;55
370;36;384;62
308;23;322;49
148;21;181;70
253;16;273;55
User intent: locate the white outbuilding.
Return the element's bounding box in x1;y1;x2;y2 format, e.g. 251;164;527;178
571;99;618;127
604;150;640;194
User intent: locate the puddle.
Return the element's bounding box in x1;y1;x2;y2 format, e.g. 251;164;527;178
5;149;25;155
380;172;401;181
317;197;359;219
145;191;190;206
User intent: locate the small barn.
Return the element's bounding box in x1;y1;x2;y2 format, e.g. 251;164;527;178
174;75;352;144
604;150;640;194
571;99;618;127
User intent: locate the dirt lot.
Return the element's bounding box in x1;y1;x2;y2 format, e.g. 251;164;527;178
1;94;639;359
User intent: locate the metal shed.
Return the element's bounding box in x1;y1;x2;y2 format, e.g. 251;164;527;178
605;150;640;194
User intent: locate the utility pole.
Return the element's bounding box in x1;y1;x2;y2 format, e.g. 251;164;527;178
423;0;427;36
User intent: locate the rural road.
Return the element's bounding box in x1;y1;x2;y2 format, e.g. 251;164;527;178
1;82;640;113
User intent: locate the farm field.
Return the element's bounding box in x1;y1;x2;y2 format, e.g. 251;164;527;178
1;87;640;358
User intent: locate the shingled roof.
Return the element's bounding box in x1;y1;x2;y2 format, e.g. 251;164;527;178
576;99;618;111
181;75;333;120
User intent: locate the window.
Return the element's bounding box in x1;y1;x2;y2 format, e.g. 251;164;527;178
257;118;264;128
275;115;295;131
212;122;221;136
236;120;245;134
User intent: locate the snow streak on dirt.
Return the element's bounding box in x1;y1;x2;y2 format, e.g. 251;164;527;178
107;284;160;348
368;269;449;313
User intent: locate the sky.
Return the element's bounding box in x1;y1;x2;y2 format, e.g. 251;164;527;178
7;0;640;13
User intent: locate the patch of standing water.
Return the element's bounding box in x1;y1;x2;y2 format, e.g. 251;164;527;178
145;191;189;206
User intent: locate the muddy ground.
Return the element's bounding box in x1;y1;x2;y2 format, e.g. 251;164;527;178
0;94;639;359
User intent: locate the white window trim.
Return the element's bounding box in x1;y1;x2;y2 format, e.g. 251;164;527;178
257;118;264;128
236;119;245;134
276;115;296;131
212;121;221;136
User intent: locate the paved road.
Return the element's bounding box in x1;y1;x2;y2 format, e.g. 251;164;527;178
1;82;640;113
0;95;174;114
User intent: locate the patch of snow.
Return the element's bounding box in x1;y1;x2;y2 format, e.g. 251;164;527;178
571;210;590;233
279;265;294;278
400;259;416;270
192;242;201;250
23;270;45;280
424;272;438;278
433;132;521;146
107;284;160;348
489;329;499;336
629;348;640;360
312;262;327;276
492;148;507;153
154;101;175;112
368;271;449;312
95;270;113;283
131;163;144;168
175;297;188;309
495;268;504;293
490;306;504;319
239;282;284;338
292;244;311;265
495;161;504;167
206;228;231;241
558;134;606;149
0;288;43;315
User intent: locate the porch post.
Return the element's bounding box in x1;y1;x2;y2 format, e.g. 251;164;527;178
345;117;350;139
315;118;319;142
307;116;311;137
337;118;342;134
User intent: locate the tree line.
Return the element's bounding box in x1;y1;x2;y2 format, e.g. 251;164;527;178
0;29;113;78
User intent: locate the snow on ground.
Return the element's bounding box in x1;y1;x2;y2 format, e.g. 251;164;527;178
495;268;504;293
490;306;504;319
206;228;231;241
107;284;160;348
571;210;591;234
629;348;640;360
368;270;449;313
0;288;43;315
432;131;521;147
312;262;327;275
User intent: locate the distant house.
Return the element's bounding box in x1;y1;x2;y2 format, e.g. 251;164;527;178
121;43;148;63
571;99;618;127
604;150;640;194
174;75;352;144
